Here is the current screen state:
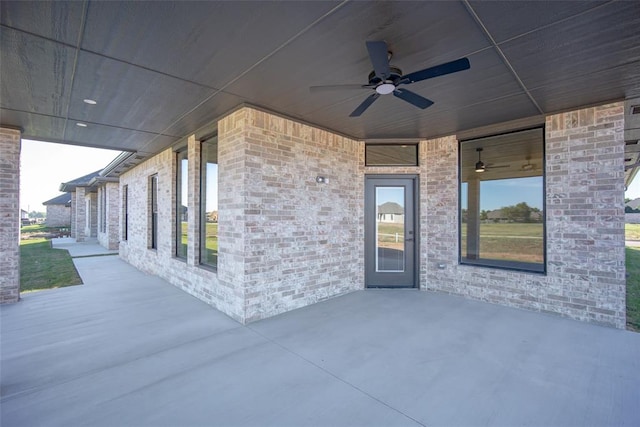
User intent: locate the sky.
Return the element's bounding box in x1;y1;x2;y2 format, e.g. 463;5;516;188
20;139;121;212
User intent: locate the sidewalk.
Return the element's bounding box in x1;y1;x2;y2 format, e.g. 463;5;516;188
51;237;119;257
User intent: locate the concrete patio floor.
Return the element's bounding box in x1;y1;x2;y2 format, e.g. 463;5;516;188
2;254;640;427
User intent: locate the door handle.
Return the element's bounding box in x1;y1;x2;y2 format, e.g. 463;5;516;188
405;238;414;242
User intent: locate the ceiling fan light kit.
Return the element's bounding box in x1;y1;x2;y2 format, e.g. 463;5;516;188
310;40;470;117
475;148;485;172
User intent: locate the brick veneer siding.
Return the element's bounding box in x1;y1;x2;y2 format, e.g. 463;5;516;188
97;182;120;250
119;146;245;322
118;107;362;323
45;205;70;227
75;187;86;241
70;192;77;238
219;108;363;322
422;103;626;328
86;192;97;238
0;127;21;304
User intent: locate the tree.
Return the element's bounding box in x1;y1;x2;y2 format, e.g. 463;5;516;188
29;211;45;219
480;210;488;221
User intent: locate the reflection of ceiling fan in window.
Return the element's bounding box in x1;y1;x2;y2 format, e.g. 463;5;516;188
474;148;510;173
520;156;542;172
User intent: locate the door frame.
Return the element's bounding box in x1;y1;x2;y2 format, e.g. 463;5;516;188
364;174;420;288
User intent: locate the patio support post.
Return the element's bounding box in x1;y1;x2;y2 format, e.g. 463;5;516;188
75;187;87;242
466;178;481;259
0;127;21;304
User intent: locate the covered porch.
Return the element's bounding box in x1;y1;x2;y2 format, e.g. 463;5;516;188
2;253;639;426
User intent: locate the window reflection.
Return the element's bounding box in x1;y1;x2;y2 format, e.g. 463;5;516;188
376;187;405;272
459;128;545;272
200;138;218;268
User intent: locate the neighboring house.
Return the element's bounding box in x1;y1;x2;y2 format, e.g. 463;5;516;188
20;209;28;220
59;171;101;243
627;198;640;210
486;209;507;223
377;202;404;223
42;193;71;227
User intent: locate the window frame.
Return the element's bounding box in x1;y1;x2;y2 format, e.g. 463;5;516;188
365;143;419;167
149;174;158;250
122;184;128;241
458;126;547;274
175;149;188;260
199;136;218;271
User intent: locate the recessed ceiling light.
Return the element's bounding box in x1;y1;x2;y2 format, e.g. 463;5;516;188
83;99;97;105
76;122;88;127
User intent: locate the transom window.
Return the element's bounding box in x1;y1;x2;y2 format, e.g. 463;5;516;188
459;127;545;273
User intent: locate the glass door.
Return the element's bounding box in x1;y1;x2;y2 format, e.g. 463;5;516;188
365;176;417;288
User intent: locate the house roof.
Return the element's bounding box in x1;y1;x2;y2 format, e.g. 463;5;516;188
627;198;640;210
59;170;102;192
1;2;639;182
43;192;72;206
378;202;404;215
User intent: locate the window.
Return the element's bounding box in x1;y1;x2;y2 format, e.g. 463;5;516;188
459;127;545;273
200;136;218;268
149;175;158;249
122;185;128;241
176;150;188;259
365;144;418;166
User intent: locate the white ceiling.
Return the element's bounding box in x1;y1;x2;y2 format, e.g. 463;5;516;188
1;0;639;166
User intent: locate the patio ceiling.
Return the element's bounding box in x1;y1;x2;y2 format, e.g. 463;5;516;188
1;1;639;166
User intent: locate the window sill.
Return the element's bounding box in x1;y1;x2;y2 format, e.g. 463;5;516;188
460;257;545;275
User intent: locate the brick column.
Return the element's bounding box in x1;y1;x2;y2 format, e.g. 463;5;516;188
106;182;120;250
75;187;86;241
0;127;21;304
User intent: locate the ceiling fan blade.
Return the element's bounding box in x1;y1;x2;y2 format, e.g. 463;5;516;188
393;88;434;109
400;57;470;84
349;93;380;117
310;84;374;93
366;41;391;80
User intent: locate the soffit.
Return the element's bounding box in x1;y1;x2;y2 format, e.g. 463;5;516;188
0;0;638;162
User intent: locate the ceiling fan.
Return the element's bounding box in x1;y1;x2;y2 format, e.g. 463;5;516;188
474;148;509;173
310;40;470;117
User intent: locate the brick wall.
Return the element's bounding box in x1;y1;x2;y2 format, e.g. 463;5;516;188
116;102;625;328
220;108;363;322
97;182;120;250
118;107;362;323
86;191;98;238
70;192;76;238
0;127;21;304
45;205;70;227
422;103;626;328
75;187;86;241
119;146;245;322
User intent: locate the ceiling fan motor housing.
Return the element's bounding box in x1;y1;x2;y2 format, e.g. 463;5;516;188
368;66;404;86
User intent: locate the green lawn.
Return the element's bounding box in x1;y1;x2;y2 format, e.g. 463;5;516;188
179;222;218;264
626;247;640;331
20;238;82;292
625;224;640;241
461;222;544;263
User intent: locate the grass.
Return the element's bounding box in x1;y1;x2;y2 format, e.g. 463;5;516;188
625;224;640;241
626;247;640;331
461;222;544;263
20;238;82;293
